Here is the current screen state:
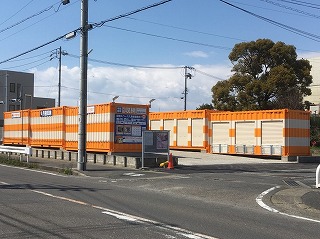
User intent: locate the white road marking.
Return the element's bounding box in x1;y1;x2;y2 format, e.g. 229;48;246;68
123;172;145;177
102;211;138;222
0;176;218;239
30;189;219;239
256;186;320;224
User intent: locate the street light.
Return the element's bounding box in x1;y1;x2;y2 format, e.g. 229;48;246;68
112;96;119;103
149;99;156;108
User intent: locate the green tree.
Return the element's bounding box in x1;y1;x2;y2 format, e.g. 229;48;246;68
212;39;313;111
196;103;214;110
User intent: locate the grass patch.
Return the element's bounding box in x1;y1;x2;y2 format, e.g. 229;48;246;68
0;155;39;169
58;167;73;175
311;146;320;156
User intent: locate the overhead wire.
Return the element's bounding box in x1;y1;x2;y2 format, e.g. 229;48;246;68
125;16;246;42
4;55;51;69
104;25;232;50
0;0;79;43
66;53;183;69
274;0;320;9
91;0;172;28
0;0;67;35
260;0;320;19
218;0;320;42
0;0;35;26
65;52;225;80
0;0;172;65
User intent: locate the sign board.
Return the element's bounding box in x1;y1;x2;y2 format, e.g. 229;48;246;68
143;130;169;153
141;130;170;168
114;106;147;144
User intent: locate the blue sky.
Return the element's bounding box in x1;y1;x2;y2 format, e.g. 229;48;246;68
1;0;320;111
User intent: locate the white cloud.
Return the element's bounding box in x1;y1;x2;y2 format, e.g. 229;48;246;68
184;51;209;58
30;64;231;111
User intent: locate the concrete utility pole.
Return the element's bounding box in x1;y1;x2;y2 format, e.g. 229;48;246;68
183;66;192;111
58;46;62;107
78;0;89;171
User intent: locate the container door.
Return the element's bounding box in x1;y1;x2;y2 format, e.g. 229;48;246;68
235;121;255;145
177;119;188;146
261;120;283;145
164;119;174;146
191;119;203;147
212;122;229;144
212;122;230;153
150;120;161;130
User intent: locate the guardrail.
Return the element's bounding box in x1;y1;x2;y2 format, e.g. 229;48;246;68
316;164;320;188
0;145;32;162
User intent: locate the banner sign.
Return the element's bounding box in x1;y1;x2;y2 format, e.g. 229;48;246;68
114;107;147;144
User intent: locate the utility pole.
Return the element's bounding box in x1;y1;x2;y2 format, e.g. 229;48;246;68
183;66;193;111
78;0;89;171
58;46;62;107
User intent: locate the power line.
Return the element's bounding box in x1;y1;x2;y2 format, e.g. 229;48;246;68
4;56;50;69
5;50;53;62
104;25;232;50
66;53;183;69
65;52;225;80
274;0;320;9
125;16;246;42
260;0;320;19
218;0;320;42
0;0;173;65
0;0;35;26
91;0;173;28
0;0;69;35
0;33;71;65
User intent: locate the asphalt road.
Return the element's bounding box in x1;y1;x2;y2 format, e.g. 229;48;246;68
0;162;319;239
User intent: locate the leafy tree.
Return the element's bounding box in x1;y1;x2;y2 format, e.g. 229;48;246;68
196;103;214;110
212;39;313;111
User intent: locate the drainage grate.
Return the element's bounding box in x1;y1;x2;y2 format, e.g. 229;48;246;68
283;180;301;187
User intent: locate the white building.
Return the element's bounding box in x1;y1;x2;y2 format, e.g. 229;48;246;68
305;57;320;113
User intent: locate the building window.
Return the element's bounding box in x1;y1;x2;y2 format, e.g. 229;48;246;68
10;83;15;93
9;105;15;111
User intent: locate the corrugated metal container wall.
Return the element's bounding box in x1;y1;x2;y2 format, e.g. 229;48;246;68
64;103;149;153
29;107;65;148
64;106;78;150
283;110;310;156
149;110;214;152
3;110;30;146
210;109;310;156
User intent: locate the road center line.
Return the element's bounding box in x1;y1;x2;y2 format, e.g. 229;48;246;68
256;186;320;224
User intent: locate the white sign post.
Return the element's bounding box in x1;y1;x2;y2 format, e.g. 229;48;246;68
316;164;320;188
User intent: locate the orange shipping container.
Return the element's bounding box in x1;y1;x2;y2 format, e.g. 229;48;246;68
64;102;149;153
149;110;215;152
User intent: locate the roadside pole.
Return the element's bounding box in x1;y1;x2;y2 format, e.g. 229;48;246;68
78;0;88;171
